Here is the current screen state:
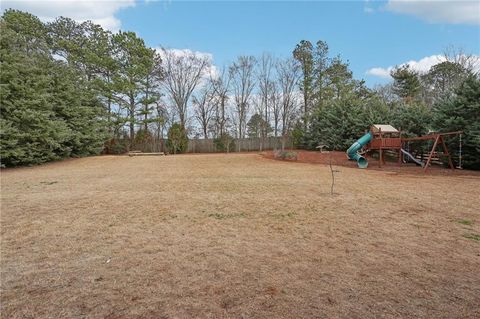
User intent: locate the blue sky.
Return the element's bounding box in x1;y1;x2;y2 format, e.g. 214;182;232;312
117;1;479;86
3;0;480;87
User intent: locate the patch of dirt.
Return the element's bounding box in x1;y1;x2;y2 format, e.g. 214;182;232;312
1;153;479;318
262;150;480;177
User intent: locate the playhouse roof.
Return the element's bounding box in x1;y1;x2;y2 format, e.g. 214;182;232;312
371;124;399;133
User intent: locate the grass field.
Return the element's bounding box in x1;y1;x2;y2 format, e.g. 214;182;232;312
1;153;479;318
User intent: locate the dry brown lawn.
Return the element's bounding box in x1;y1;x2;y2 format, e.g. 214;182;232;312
1;153;479;318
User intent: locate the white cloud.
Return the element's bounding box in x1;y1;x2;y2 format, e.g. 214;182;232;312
367;55;446;78
160;48;213;62
366;54;480;79
1;0;136;31
385;0;480;25
366;67;392;78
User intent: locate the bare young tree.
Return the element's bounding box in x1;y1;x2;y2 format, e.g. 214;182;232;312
161;48;210;129
229;56;256;140
276;57;300;150
192;80;215;138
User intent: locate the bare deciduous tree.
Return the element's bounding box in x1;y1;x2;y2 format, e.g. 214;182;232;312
269;82;281;138
442;45;480;73
210;67;231;138
161;48;210;128
193;80;215;138
153;99;170;152
277;57;300;150
229;56;256;140
373;83;398;103
257;53;275;149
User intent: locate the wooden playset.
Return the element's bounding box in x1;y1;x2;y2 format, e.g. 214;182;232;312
348;124;463;172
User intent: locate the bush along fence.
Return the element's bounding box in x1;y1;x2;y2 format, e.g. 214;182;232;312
105;136;293;154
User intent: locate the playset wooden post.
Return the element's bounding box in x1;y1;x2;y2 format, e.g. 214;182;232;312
440;135;454;170
398;128;402;166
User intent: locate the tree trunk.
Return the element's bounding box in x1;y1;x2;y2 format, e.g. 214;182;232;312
304;94;308;130
144;78;149;132
129;95;135;143
179;102;186;129
107;98;112;134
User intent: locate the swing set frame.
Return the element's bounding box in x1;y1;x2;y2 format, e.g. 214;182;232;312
402;131;463;172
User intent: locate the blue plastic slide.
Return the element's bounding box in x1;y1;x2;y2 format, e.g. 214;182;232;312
347;132;372;168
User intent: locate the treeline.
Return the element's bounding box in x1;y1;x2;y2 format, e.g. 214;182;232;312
1;10;164;165
1;10;479;168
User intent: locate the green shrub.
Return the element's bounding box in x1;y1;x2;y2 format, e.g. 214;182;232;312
166;123;188;154
274;150;298;160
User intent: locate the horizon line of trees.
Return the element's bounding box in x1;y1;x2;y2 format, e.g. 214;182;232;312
1;10;479;168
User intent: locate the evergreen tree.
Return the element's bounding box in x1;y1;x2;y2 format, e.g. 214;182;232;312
1;10;71;165
138;52;163;135
305;100;362;150
48;17;120;135
293;40;314;125
390;102;432;136
0;10;108;166
112;31;155;142
433;75;480;169
313;40;330;106
48;61;108;156
324;56;355;100
391;64;422;102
